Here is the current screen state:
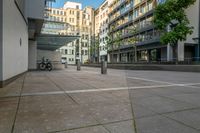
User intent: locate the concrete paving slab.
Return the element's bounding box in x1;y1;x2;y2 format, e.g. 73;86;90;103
86;103;133;124
0;77;23;97
165;93;200;107
104;120;135;133
0;97;18;133
132;105;156;119
57;126;109;133
2;66;200;133
14;95;99;133
165;108;200;130
70;91;129;106
132;95;195;114
136;115;199;133
150;86;200;96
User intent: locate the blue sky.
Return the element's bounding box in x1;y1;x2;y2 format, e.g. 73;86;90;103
53;0;105;9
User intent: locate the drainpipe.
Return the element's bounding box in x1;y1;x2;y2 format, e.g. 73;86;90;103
199;0;200;60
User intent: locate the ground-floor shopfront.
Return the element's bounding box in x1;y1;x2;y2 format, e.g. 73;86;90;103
108;43;200;63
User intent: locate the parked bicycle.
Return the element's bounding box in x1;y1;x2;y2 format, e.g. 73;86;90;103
39;57;53;71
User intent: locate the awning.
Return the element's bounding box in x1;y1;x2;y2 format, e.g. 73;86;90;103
37;34;80;51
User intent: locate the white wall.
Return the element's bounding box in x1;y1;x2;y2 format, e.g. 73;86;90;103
26;0;45;19
177;1;199;61
28;41;37;70
2;0;28;80
179;1;199;44
37;50;62;62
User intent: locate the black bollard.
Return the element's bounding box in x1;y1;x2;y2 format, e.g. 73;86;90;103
101;61;107;74
77;59;81;71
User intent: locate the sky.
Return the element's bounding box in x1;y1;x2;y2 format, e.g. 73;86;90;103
52;0;105;9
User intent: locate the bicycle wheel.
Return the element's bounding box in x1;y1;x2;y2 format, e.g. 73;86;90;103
39;63;46;70
46;63;52;71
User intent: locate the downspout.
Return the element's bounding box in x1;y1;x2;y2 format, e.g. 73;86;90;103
0;0;3;84
199;0;200;60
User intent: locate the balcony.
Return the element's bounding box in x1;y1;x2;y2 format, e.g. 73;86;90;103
109;0;127;15
109;4;134;24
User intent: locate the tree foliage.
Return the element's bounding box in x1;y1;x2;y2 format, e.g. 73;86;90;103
114;31;122;49
154;0;196;45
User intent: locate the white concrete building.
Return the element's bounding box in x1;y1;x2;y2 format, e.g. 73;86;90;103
95;0;114;62
0;0;53;87
99;1;109;61
63;1;82;10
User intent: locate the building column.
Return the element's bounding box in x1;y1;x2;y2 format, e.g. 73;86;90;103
107;53;110;63
28;40;37;70
178;43;184;61
167;44;173;61
117;53;120;63
147;50;151;62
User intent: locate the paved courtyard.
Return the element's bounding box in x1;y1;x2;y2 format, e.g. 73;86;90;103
1;66;200;133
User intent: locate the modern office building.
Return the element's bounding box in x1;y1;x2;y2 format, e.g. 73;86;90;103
47;2;95;64
108;0;200;63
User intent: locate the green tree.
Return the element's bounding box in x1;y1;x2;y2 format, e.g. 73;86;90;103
127;26;139;63
113;31;122;62
95;37;100;63
105;34;114;63
154;0;196;61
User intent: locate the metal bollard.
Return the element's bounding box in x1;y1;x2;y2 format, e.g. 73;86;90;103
65;62;68;68
101;61;107;74
77;59;81;71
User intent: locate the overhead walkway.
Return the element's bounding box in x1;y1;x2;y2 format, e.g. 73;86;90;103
37;34;80;51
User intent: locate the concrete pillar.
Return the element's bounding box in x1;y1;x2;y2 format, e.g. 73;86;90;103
117;54;120;63
28;40;37;70
147;50;151;62
167;44;173;61
178;43;184;61
101;61;107;74
77;59;81;71
107;53;110;63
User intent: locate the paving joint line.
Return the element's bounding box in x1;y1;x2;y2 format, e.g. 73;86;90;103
60;72;100;90
133;102;200;131
48;118;133;133
11;74;26;133
127;87;138;133
45;74;79;105
91;116;112;133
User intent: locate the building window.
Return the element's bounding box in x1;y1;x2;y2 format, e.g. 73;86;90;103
65;49;68;55
81;42;84;47
85;50;88;55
